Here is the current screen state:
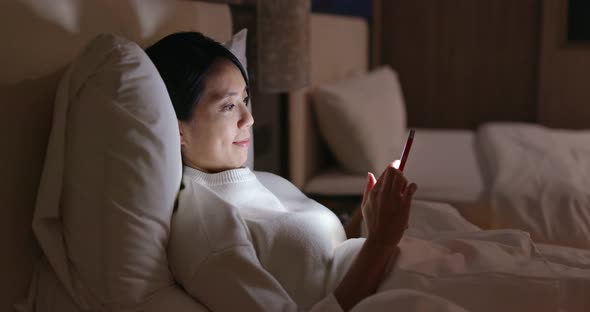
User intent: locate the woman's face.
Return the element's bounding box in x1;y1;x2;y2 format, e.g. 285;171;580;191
179;59;253;173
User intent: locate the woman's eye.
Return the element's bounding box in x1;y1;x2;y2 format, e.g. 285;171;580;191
243;96;250;105
223;103;236;111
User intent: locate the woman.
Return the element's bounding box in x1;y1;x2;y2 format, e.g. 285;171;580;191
146;32;418;311
146;33;587;312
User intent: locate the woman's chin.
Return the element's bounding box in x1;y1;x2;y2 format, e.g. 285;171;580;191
238;158;249;168
230;156;248;169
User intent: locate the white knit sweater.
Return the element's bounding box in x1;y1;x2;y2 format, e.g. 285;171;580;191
168;166;364;312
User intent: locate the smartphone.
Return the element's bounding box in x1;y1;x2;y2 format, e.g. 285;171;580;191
397;129;415;172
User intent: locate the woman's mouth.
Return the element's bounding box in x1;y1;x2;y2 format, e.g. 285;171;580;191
233;139;250;148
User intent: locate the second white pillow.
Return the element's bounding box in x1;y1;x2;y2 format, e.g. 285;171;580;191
312;66;407;174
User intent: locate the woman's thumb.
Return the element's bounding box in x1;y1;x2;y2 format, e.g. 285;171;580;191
362;172;376;205
367;172;376;188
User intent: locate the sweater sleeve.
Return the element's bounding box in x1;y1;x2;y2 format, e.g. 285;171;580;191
168;183;343;312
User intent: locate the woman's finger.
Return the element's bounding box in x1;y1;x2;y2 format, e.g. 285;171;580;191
362;172;377;206
361;173;371;206
400;179;408;195
369;172;376;184
391;170;407;197
401;183;417;223
374;164;391;194
406;183;418;197
382;164;395;196
402;183;418;207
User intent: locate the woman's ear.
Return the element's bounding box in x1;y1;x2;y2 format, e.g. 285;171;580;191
178;121;187;146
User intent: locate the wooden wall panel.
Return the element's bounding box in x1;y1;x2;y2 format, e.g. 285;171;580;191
538;0;590;129
379;0;541;129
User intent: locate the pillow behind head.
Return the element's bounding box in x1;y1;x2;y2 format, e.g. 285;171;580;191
311;66;407;175
60;33;182;307
32;30;251;310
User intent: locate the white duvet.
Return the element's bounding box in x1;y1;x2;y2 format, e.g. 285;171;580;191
345;200;590;312
477;122;590;249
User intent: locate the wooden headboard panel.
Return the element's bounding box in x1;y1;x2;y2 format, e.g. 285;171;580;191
288;14;369;188
0;1;232;309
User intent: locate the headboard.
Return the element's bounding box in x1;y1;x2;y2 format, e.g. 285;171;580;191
0;1;232;309
288;14;369;189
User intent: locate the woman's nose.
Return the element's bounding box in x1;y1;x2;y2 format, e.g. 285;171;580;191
238;105;254;129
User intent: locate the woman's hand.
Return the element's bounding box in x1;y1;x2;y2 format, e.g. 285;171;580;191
361;172;377;208
361;163;417;248
344;173;377;239
334;166;414;310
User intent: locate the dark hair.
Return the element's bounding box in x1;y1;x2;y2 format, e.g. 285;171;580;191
145;32;249;121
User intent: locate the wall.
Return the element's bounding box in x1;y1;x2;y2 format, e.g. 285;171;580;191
376;0;590;130
538;0;590;129
377;0;542;129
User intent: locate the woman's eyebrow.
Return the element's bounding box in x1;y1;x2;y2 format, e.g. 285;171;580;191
213;90;238;100
213;86;248;100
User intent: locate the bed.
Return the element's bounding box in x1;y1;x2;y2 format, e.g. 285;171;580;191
4;1;590;311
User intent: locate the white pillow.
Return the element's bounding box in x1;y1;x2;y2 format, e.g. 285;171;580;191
30;30;250;310
311;66;407;174
224;29;255;170
59;33;183;307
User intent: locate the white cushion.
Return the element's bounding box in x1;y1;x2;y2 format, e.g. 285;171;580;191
311;66;406;174
29;30;250;310
60;34;182;307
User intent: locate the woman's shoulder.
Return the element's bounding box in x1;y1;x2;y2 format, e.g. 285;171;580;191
173;179;252;250
168;180;253;285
